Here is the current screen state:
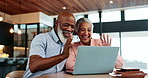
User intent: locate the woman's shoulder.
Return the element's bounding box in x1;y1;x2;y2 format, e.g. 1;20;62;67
69;42;80;52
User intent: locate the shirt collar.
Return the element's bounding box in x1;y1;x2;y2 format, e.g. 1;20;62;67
50;29;61;44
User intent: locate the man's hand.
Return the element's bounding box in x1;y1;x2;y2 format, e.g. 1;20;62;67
29;34;73;73
100;34;112;46
62;34;73;58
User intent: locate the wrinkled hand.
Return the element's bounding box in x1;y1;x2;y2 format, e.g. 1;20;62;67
62;34;73;58
100;34;112;46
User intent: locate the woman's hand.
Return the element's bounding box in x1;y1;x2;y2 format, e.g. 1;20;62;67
100;34;112;46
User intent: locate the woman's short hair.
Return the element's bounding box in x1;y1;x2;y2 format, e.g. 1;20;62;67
75;18;94;32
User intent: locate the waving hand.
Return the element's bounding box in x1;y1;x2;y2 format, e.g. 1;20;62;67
100;34;112;46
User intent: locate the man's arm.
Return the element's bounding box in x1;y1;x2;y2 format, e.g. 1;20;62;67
29;34;73;73
29;54;66;73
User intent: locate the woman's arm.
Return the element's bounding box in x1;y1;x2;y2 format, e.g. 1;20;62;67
115;56;124;68
66;46;77;71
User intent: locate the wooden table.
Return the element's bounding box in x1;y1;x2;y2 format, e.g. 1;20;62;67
34;71;111;78
34;71;148;78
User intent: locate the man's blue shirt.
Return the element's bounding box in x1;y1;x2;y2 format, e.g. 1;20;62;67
23;29;66;78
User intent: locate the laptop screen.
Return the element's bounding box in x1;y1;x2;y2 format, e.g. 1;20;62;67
73;46;119;75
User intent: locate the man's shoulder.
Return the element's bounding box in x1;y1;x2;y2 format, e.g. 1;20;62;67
37;32;50;36
32;32;51;42
35;32;51;38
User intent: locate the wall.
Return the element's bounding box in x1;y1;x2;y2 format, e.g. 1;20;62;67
0;22;13;45
93;20;148;33
0;22;13;57
40;12;53;27
0;11;53;27
0;12;12;23
11;12;40;24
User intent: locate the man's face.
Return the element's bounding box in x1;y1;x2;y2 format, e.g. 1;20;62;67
59;16;75;38
56;16;75;44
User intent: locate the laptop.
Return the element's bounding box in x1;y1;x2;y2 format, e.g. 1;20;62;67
66;46;119;75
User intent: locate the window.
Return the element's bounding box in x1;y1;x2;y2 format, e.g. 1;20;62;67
102;32;121;55
27;24;38;48
103;32;120;47
20;24;37;29
92;33;100;39
14;25;19;33
14;24;26;47
88;13;99;23
101;31;148;73
40;23;50;33
92;32;120;47
121;31;148;73
19;24;26;29
75;15;84;21
125;7;148;21
102;10;121;22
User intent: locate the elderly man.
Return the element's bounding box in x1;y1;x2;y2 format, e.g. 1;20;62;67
23;11;76;78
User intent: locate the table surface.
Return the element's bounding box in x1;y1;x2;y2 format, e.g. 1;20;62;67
34;72;110;78
34;71;148;78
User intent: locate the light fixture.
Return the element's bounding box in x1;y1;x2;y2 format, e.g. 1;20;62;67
19;1;21;24
110;0;113;4
4;0;13;33
10;28;14;33
0;45;4;49
18;29;22;34
62;7;66;10
17;1;22;34
0;15;3;21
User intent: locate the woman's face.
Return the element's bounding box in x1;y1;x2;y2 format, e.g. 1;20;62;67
78;22;92;45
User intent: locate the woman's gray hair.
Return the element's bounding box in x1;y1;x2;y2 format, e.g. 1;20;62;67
75;18;94;33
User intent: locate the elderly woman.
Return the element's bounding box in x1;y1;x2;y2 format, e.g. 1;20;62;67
66;18;124;71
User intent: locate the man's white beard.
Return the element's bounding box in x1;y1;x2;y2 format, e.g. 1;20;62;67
57;26;67;44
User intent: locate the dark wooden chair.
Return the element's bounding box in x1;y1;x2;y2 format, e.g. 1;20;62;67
5;70;25;78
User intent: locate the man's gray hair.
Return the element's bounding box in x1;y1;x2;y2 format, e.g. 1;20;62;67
75;18;94;33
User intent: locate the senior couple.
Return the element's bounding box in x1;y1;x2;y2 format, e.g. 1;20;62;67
23;11;124;78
